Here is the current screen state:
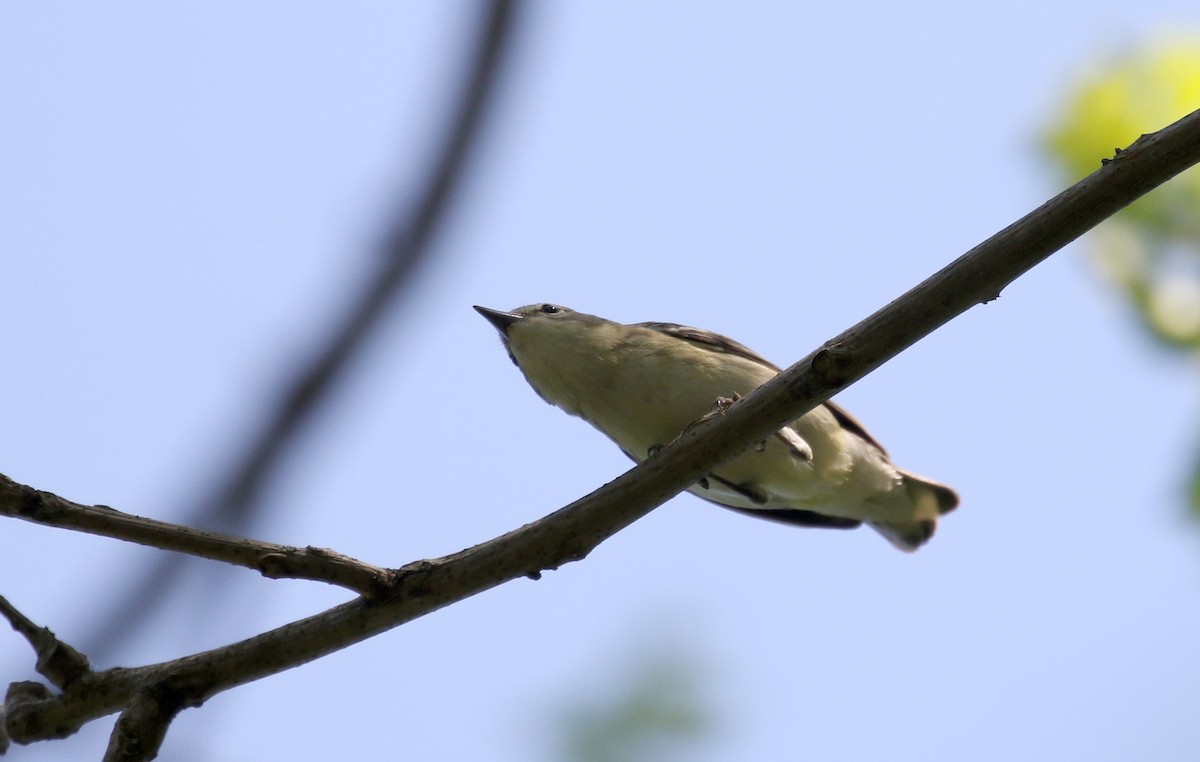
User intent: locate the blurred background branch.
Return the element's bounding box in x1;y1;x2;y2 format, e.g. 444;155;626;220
82;0;521;658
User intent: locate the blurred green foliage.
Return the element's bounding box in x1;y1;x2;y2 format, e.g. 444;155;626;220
555;642;713;762
1043;35;1200;517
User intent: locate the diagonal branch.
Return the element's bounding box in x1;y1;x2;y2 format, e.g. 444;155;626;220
6;108;1200;750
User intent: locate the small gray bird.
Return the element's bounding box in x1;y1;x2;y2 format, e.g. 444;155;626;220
475;303;958;551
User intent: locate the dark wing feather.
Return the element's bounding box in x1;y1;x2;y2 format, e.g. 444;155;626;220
698;474;861;529
705;500;863;530
822;399;888;455
637;322;782;370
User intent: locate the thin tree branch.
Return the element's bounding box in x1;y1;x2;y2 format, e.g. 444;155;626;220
87;0;521;654
6;109;1200;750
0;479;391;597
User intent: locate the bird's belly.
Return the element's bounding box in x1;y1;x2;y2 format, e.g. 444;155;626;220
707;440;836;506
582;377;742;460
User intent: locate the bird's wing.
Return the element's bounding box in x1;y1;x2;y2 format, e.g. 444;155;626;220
639;322;889;456
821;399;888;456
637;322;782;370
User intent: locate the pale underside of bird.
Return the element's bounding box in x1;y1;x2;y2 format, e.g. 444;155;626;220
475;303;958;551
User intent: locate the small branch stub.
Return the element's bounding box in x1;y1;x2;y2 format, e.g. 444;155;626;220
104;686;183;762
0;596;90;689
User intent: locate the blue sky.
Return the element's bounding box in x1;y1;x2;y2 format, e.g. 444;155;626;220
3;3;1200;760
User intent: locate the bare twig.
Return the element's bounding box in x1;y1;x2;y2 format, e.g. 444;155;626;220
87;0;522;654
0;596;90;690
6;109;1199;752
0;477;391;597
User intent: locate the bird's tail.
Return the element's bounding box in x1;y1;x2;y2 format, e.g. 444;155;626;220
869;470;960;552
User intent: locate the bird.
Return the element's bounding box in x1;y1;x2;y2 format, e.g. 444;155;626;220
475;303;958;551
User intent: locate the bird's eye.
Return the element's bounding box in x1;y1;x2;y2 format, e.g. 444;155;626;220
540;304;560;314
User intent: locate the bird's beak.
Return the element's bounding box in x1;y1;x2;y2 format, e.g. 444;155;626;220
473;305;523;335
